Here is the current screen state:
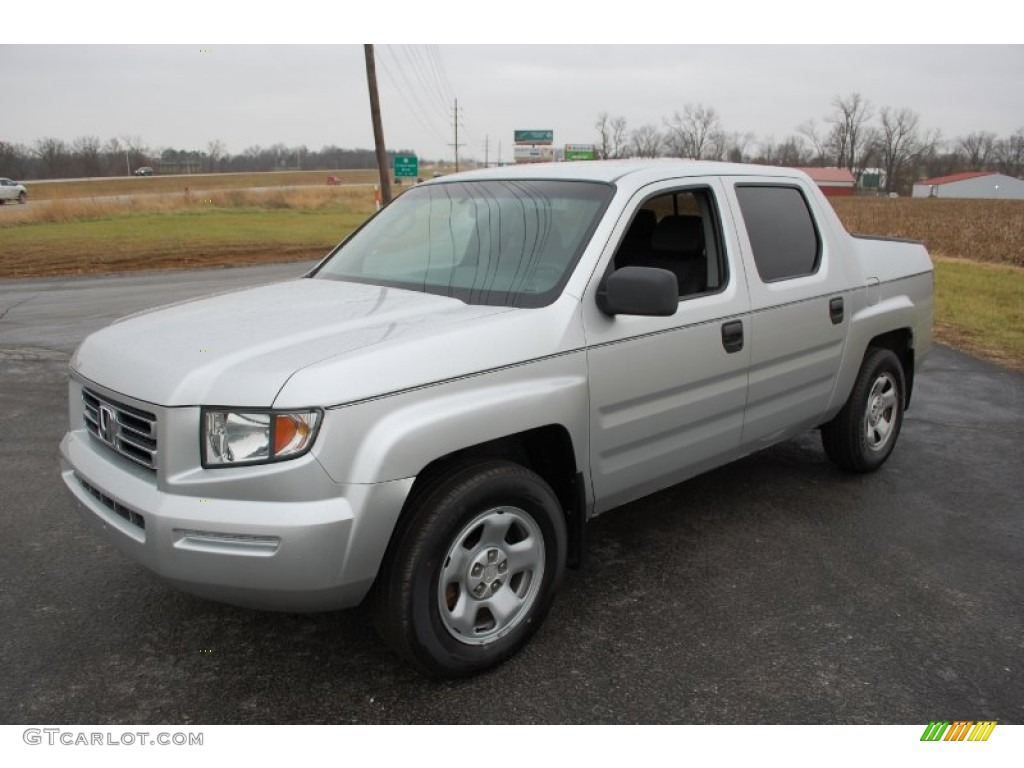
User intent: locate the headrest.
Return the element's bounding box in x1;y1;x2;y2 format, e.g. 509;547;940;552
651;215;705;253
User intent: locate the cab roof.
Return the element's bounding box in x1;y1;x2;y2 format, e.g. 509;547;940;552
431;159;811;188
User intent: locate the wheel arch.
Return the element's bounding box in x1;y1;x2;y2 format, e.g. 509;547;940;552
380;425;587;579
866;327;915;409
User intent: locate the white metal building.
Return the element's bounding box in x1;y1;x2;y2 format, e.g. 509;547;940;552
912;171;1024;199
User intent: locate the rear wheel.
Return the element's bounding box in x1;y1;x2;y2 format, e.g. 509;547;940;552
822;348;905;472
373;460;567;677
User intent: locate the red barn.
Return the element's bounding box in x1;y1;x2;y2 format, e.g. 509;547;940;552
794;167;857;197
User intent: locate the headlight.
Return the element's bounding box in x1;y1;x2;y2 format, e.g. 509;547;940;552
202;409;322;467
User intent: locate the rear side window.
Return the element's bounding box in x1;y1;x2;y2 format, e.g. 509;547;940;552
735;185;820;282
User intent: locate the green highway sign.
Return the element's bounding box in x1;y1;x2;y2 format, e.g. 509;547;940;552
564;144;595;161
393;154;419;177
514;130;553;145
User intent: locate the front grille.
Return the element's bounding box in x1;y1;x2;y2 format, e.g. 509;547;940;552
76;474;146;530
82;388;158;471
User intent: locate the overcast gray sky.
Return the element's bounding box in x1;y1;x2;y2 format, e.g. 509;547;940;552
2;42;1021;163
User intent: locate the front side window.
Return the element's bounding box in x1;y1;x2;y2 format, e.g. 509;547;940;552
735;185;821;282
613;186;727;298
313;180;613;308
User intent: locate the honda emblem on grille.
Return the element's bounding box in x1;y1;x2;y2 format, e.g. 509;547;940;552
98;405;119;446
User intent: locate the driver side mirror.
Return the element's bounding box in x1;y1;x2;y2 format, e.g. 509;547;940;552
596;266;678;317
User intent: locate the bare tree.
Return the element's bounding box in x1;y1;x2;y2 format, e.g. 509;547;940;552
752;134;808;167
826;92;873;175
995;128;1024;177
207;139;227;173
102;138;125;176
630;125;662;158
0;141;31;178
876;107;939;194
33;137;70;178
778;136;810;166
596;113;612;159
72;136;103;177
957;131;998;170
663;104;723;159
608;116;628;159
724;131;755;164
123;135;150;173
595;113;629;160
798;119;828;166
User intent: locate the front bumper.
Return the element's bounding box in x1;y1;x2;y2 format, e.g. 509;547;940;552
59;402;412;612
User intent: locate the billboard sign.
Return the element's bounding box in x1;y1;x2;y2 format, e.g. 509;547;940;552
513;145;554;163
514;130;554;145
564;144;596;161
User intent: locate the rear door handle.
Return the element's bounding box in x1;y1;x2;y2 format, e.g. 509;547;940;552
721;320;744;353
829;297;844;325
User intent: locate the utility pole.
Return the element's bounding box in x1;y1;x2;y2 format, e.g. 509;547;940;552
364;44;392;205
449;98;465;172
484;135;489;168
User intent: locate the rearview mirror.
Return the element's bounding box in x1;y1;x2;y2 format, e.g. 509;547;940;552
597;266;678;317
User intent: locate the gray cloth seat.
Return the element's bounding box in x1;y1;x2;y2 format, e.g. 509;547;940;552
645;215;707;296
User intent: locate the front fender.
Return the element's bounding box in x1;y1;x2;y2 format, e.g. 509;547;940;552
312;352;591;486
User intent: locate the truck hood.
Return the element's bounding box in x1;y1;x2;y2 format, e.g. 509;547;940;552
71;278;515;407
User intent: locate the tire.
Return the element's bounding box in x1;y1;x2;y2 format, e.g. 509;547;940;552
373;460;567;677
18;191;27;204
822;347;905;472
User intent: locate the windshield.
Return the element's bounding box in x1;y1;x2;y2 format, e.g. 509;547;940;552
313;179;613;307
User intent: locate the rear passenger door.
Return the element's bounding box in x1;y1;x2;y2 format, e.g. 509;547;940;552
723;179;850;449
583;179;752;514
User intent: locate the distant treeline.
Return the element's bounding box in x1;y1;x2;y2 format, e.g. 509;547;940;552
594;93;1024;195
0;138;421;180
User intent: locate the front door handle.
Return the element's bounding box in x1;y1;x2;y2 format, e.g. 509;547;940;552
830;297;844;325
721;320;744;354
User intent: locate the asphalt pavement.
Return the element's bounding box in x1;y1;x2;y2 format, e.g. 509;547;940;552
1;265;1021;724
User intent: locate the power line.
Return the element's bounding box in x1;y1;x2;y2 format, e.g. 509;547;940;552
396;46;450;126
407;45;451;119
377;49;449;146
427;46;456;105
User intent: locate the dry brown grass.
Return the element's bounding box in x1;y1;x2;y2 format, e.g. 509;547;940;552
0;186;374;226
0;186;378;279
24;169;381;201
830;197;1024;266
830;197;1024;369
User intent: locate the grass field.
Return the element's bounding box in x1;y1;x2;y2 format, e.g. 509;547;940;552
0;187;376;276
830;198;1024;370
931;257;1024;370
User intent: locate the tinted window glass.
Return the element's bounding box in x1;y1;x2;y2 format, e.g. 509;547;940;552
613;187;727;298
314;180;612;307
735;186;820;282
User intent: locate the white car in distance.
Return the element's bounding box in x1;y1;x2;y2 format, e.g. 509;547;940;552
0;177;27;204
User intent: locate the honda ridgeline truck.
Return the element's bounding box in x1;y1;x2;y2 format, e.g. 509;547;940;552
60;160;934;676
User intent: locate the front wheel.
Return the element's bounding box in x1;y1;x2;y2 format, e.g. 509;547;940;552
18;191;27;204
822;347;905;472
373;460;567;677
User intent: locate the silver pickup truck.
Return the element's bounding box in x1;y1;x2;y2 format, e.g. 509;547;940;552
60;160;933;677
